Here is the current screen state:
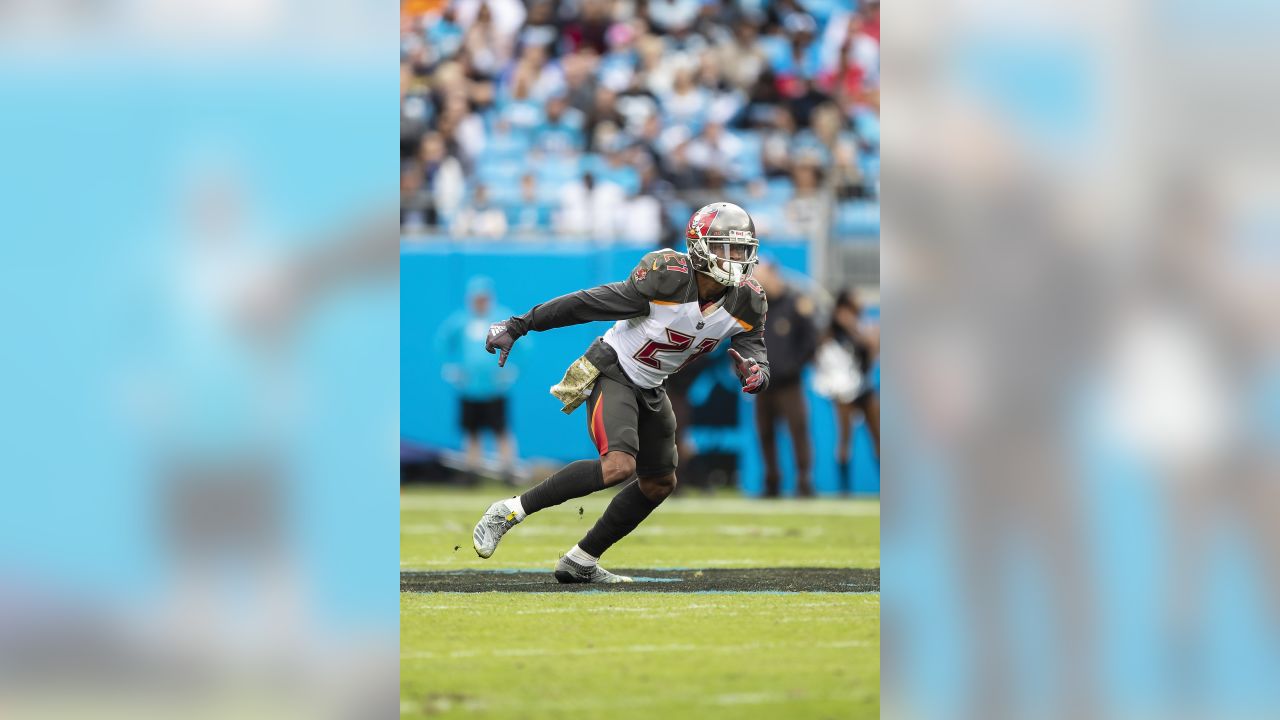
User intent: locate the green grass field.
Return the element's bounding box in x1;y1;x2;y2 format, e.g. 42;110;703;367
401;484;880;719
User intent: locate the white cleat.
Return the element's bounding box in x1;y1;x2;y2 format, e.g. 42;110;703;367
472;499;522;558
553;555;633;584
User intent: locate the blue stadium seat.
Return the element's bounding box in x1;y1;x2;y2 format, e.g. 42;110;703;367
834;200;880;236
759;36;793;72
763;177;795;202
486;132;531;161
536;156;583;187
476;158;524;186
854;110;880;147
859;154;880;183
504;202;555;232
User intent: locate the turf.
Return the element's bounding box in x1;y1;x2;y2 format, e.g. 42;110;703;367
401;485;880;720
401;487;880;570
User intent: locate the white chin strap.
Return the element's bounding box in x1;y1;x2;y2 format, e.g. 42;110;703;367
705;255;751;286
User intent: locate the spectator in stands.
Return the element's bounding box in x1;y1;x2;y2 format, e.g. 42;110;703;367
662;67;710;130
819;0;880;100
634;33;679;96
717;21;768;94
616;73;663;136
436;88;487;164
454;0;526;48
766;0;815;35
619;164;665;245
811;103;867;199
556;172;625;239
517;0;559;52
509;173;553;235
510;44;566;103
584;86;625;152
648;0;702;35
785;158;825;237
459;1;516;79
417;131;464;223
561;0;613;54
661;136;703;190
453;184;508;238
774;15;822;90
686;121;744;182
423;6;465;65
401;160;434;234
399;0;880;243
751;261;820;497
761;106;797;178
562;47;602;115
435;275;520;483
533;94;586;155
498;66;546;135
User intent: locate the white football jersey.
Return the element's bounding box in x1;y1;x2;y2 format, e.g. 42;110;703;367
604;299;751;388
601;249;767;389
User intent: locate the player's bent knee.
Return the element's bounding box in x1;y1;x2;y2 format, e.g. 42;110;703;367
600;452;637;486
638;472;677;501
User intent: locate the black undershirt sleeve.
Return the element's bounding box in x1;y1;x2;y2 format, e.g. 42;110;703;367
506;281;650;337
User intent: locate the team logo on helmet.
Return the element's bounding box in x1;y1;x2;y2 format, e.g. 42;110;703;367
686;207;719;241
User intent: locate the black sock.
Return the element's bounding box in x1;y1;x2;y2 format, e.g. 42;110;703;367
838;461;851;492
519;459;606;515
578;480;663;558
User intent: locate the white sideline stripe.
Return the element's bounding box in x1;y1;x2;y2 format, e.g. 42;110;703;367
400;690;870;713
405;600;860;615
402;523;829;537
404;599;865;617
401;495;879;517
400;558;874;568
402;638;869;661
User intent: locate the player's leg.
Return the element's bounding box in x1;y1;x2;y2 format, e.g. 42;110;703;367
857;391;881;460
755;390;782;497
472;377;639;558
836;401;856;494
460;398;483;481
490;396;518;485
781;382;814;497
555;390;678;583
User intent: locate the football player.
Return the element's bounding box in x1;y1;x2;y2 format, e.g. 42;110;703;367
472;202;771;582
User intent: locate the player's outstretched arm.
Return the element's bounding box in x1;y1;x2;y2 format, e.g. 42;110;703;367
483;281;650;367
483;251;689;367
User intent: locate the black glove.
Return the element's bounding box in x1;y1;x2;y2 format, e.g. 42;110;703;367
485;320;521;367
728;348;766;394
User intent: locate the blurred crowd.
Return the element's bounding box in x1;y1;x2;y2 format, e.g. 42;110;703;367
400;0;881;242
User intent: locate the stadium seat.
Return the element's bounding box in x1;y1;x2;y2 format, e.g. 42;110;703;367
854;110;881;147
486;132;532;161
835;200;880;236
764;178;796;203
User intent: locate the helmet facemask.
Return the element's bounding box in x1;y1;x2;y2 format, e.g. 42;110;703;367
690;232;759;286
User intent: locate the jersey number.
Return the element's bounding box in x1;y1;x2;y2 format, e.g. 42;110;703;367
634;329;718;371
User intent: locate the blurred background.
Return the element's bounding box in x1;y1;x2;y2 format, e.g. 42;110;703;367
400;0;882;497
883;0;1280;719
0;2;398;718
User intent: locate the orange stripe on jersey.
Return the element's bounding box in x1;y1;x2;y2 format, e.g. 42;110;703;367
589;389;608;455
730;315;753;331
649;299;679;306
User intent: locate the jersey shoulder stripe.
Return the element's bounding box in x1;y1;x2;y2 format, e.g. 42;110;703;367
724;277;768;329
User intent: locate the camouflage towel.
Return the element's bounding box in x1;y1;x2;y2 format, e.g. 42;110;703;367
550;355;600;414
